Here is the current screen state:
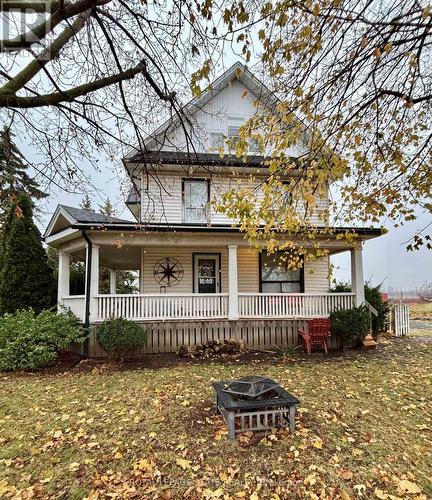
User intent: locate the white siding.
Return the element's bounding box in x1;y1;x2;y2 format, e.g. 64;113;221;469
141;246;257;294
154;80;306;158
140;171;329;225
139;246;328;295
304;257;330;293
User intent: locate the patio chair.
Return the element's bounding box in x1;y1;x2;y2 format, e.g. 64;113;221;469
298;318;331;354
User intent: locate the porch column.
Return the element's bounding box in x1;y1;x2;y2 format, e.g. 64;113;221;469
139;248;145;293
57;251;70;310
351;246;365;307
109;269;116;294
228;245;239;320
86;244;99;322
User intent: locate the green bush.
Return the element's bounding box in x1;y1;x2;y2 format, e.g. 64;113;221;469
330;280;389;337
0;309;84;371
97;317;147;360
364;283;390;337
329;306;371;349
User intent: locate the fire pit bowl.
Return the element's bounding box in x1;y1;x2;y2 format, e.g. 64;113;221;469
213;376;300;440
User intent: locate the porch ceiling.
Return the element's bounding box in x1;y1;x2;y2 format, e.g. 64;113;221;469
99;244;141;270
70;244;141;270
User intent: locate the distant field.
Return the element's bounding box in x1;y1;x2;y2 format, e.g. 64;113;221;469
408;301;432;319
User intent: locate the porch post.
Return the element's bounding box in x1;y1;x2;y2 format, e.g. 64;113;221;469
109;269;116;294
139;248;145;293
57;251;70;310
87;244;99;321
228;245;239;320
351;246;365;307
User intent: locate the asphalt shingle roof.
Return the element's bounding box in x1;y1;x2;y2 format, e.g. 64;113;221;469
59;205;132;224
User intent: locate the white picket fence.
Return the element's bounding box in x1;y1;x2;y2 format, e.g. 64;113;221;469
391;303;410;336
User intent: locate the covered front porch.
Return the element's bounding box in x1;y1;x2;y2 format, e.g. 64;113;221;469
56;232;365;324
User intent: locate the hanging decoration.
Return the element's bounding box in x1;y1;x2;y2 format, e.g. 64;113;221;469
153;257;184;287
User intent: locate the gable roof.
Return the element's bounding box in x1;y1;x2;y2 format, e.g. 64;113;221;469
44;204;132;239
123;62;280;162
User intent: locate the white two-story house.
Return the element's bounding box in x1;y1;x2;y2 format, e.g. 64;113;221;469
44;63;381;356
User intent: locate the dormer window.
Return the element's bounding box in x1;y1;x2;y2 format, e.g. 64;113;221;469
183;179;210;223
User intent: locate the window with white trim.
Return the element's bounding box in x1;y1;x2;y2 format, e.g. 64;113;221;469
183;179;209;223
260;252;303;293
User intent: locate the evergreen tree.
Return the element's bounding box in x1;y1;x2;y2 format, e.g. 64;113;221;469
0;193;56;314
99;197;115;216
80;194;94;212
0;127;47;217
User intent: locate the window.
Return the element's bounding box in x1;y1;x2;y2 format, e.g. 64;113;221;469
260;252;303;293
227;116;259;153
183;179;209;223
210;132;225;149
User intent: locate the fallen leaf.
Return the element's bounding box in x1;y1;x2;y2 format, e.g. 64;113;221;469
176;458;191;470
397;479;421;495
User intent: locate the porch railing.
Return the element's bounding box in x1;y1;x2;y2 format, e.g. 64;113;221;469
238;292;356;318
61;295;86;321
96;293;229;321
61;292;356;322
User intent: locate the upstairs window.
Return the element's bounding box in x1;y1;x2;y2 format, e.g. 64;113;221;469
210;132;225;149
228;116;259;153
260;252;303;293
183;179;210;223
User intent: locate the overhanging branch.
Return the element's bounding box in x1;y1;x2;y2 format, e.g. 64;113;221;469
0;62;146;107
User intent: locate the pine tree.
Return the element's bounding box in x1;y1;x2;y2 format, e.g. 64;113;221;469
0;127;47;216
99;197;115;216
0;193;56;314
80;194;94;212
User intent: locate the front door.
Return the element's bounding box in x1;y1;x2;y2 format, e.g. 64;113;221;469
194;254;220;293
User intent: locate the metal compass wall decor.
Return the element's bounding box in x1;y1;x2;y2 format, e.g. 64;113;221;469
153;257;184;287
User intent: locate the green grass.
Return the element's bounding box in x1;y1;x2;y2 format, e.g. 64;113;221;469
1;337;431;499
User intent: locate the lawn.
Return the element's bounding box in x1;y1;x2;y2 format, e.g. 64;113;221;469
0;335;431;499
409;302;432;320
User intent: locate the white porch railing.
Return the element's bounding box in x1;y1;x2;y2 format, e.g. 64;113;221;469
238;293;356;318
60;292;356;322
61;295;86;321
96;293;229;321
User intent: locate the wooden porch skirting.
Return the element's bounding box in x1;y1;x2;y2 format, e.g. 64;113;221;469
70;319;340;358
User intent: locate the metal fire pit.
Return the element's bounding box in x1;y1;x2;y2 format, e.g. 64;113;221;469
213;376;300;440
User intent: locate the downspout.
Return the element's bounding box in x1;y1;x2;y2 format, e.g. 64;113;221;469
81;229;92;356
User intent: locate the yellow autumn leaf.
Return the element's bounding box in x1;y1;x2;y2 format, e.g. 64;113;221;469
250;492;259;500
176;458;192;470
313;438;323;449
219;471;229;481
203;488;224;498
397;479;422;495
234;492;246;498
374;488;388;499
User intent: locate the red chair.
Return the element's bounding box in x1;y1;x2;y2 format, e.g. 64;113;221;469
298;318;331;354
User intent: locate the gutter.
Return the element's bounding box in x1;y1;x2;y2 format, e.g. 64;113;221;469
81;229;92;356
70;223;383;237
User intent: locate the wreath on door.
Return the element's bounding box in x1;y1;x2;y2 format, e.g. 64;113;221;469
153;257;184;287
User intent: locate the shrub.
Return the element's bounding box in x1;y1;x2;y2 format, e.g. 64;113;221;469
329;306;371;349
0;309;84;371
97;317;147;360
330;280;389;337
365;283;390;337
